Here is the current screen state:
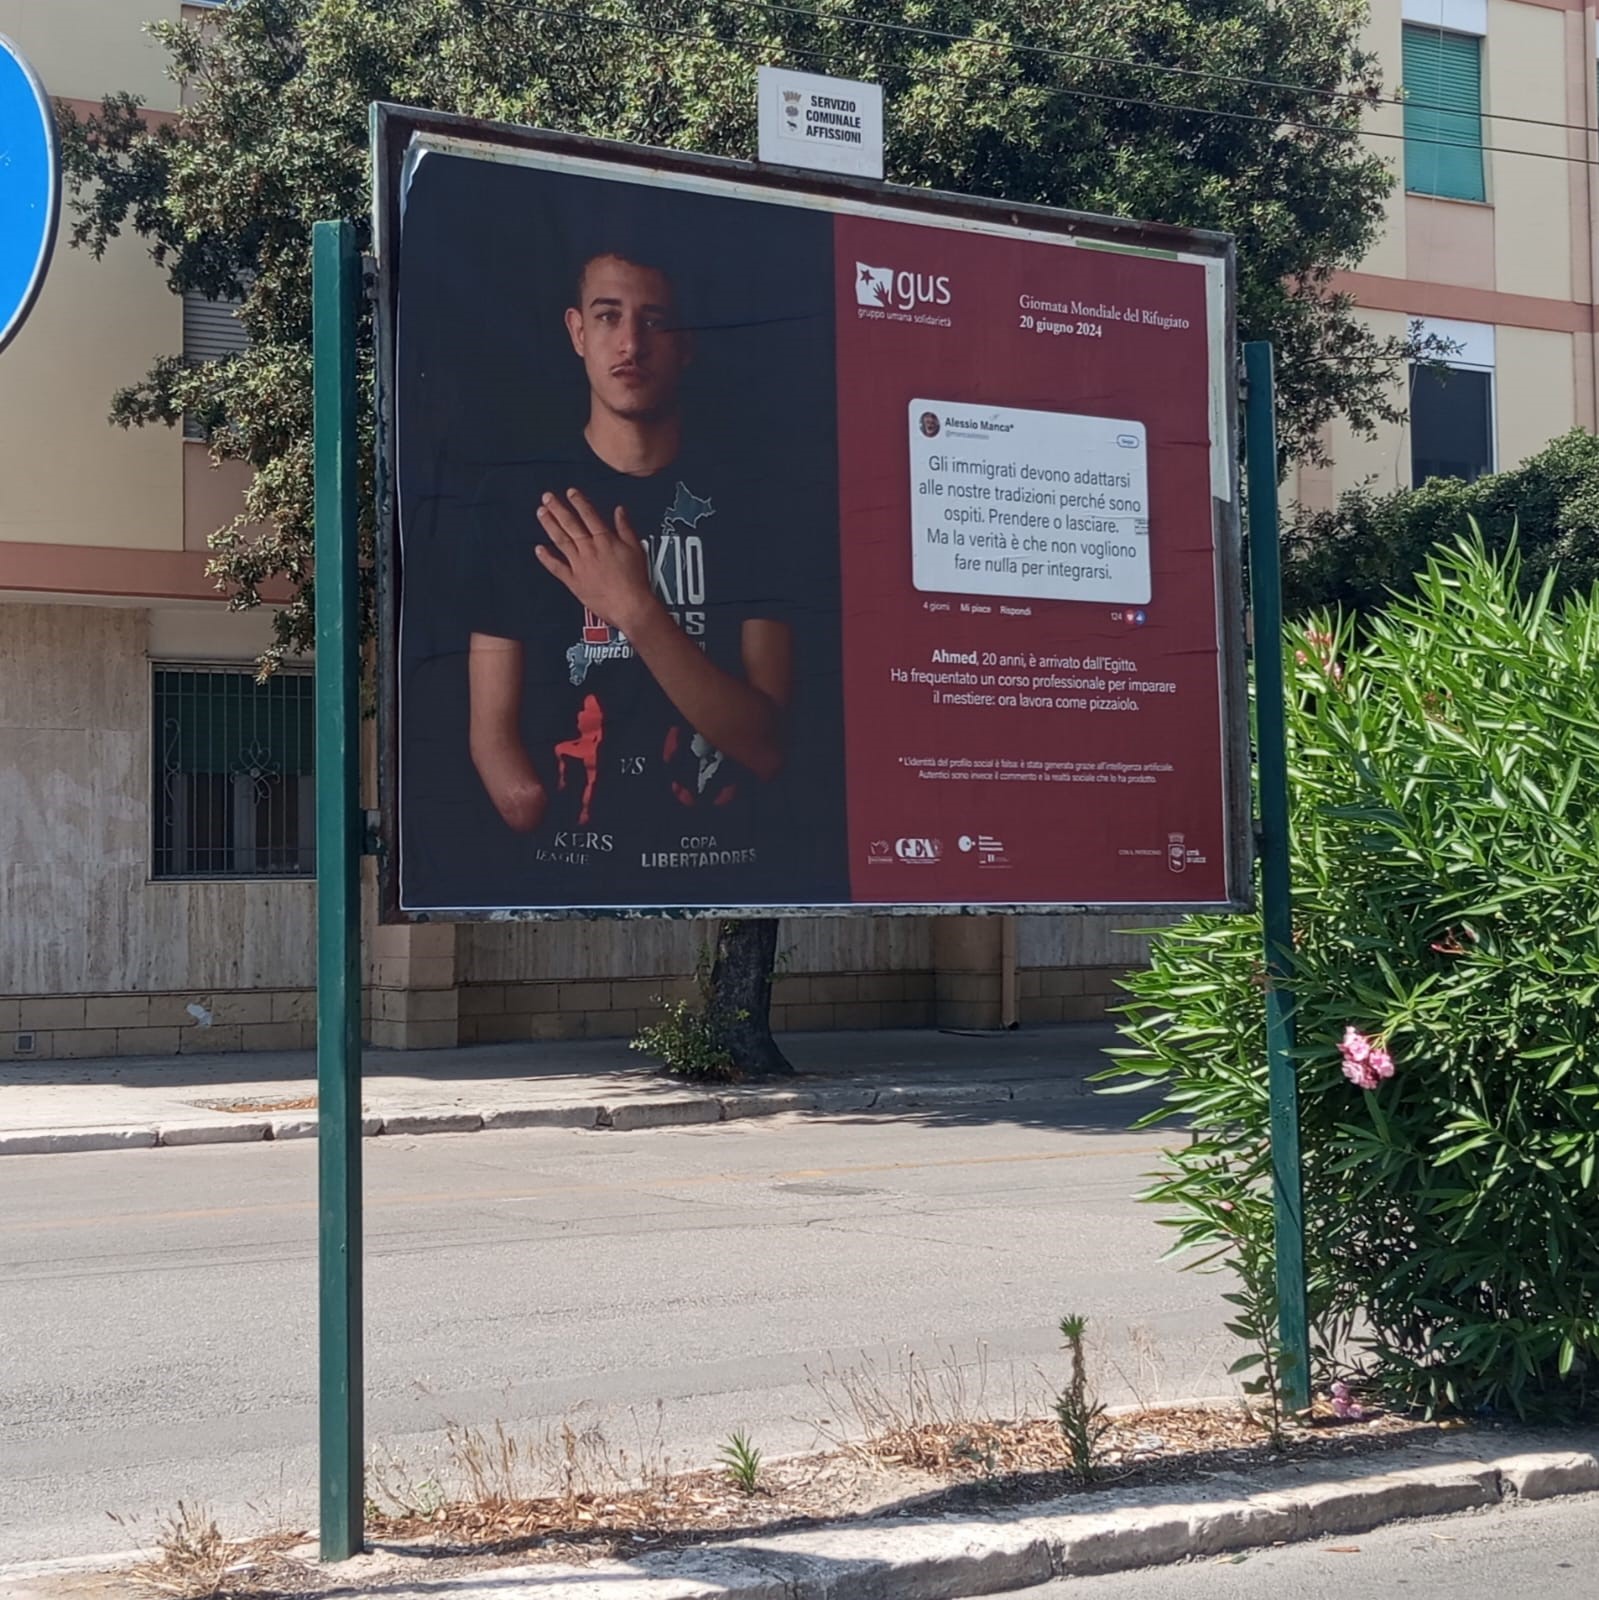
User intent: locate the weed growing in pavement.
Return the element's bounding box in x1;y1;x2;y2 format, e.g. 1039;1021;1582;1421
1053;1315;1111;1482
717;1431;764;1494
108;1501;308;1600
1101;1321;1170;1412
805;1344;1034;1473
630;946;739;1082
367;1406;678;1529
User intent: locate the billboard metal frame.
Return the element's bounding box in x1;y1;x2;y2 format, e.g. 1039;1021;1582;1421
370;102;1252;925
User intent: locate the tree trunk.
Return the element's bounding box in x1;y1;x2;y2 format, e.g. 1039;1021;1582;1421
707;916;793;1077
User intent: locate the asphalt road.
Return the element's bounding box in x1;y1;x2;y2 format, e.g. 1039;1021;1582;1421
1017;1492;1599;1598
0;1096;1231;1565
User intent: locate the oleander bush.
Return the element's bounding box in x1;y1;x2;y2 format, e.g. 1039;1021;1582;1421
1104;537;1599;1418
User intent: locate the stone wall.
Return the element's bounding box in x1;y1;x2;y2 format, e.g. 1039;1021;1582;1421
0;603;319;1059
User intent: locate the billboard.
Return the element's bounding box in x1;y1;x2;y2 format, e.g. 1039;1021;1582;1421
374;107;1249;920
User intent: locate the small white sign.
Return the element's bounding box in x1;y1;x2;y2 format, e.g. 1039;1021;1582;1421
757;66;883;180
908;399;1151;605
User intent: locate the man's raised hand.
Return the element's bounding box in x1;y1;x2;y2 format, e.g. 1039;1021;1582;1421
535;488;658;637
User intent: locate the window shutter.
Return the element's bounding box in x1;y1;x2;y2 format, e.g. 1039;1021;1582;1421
182;290;249;362
182;291;248;438
1403;27;1485;203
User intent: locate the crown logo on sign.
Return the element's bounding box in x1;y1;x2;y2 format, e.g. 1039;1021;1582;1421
783;90;802;107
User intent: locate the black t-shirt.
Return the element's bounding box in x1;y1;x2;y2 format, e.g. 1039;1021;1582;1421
462;438;794;904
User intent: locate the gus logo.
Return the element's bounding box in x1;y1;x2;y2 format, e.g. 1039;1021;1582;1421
895;837;942;863
855;262;953;312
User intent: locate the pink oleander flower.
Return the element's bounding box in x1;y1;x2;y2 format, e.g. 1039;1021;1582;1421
1342;1057;1381;1090
1329;1381;1364;1420
1339;1027;1395;1090
1299;629;1342;680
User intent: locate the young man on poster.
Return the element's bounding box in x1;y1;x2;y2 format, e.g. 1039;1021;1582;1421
464;248;795;901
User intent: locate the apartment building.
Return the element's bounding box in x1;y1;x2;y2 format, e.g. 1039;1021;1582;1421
0;4;1162;1061
1297;0;1599;506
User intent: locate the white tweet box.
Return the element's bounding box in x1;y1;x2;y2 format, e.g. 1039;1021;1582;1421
909;399;1151;604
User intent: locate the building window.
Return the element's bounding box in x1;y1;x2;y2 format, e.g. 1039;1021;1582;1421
1411;364;1494;484
181;289;248;441
153;666;315;879
1402;25;1486;203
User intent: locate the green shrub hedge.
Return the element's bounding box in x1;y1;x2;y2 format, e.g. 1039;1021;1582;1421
1106;539;1599;1417
1283;429;1599;619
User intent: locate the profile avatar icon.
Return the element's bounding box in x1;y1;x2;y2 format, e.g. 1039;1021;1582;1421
919;411;941;438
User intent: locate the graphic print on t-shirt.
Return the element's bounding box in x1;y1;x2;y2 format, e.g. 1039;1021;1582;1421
553;691;604;824
462;445;783;889
564;478;717;686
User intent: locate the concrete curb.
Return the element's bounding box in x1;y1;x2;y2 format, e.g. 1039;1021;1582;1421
482;1105;604;1131
157;1120;270;1147
351;1447;1599;1600
0;1127;158;1155
381;1111;485;1137
0;1075;1095;1155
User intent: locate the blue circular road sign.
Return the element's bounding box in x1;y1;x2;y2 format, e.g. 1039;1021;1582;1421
0;34;61;357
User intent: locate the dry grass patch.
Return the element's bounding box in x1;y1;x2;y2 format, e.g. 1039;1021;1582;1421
111;1504;312;1600
361;1396;1433;1563
111;1337;1444;1599
115;1402;1441;1600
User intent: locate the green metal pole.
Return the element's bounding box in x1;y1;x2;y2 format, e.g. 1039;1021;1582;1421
313;218;364;1560
1243;341;1311;1417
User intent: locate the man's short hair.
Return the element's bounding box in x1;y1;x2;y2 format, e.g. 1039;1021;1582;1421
572;246;680;313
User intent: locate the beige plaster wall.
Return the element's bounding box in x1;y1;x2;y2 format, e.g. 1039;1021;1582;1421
1361;1;1409;282
0;3;186;554
1405;195;1495;292
1496;325;1578;467
0;230;183;552
457;911;1153;988
183;447;257;553
0;0;183;108
1322;309;1415;499
1486;2;1573;304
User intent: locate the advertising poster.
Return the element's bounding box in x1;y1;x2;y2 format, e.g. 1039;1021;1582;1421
384;118;1245;916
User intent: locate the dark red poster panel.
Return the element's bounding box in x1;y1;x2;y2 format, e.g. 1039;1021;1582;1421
834;215;1228;904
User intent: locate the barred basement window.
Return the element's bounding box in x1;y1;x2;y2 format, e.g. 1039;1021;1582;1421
153;666;315;879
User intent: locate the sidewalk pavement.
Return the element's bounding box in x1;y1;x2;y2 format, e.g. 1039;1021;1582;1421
0;1022;1135;1154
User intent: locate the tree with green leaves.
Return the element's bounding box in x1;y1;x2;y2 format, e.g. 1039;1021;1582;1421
61;0;1416;1071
